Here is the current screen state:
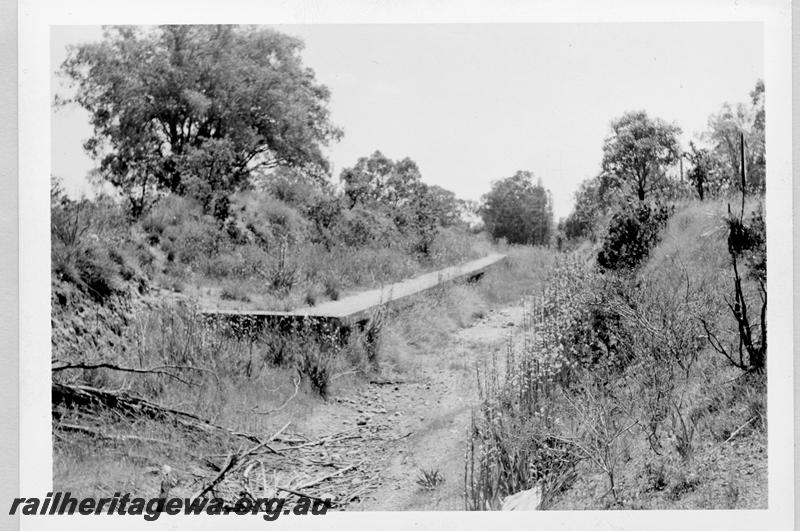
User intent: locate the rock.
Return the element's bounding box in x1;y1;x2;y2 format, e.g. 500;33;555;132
502;485;542;510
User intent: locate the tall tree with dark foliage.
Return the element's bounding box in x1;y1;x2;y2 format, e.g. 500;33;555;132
60;25;342;215
480;171;553;245
600;110;681;201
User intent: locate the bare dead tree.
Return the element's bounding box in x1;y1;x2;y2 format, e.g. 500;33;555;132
700;133;766;373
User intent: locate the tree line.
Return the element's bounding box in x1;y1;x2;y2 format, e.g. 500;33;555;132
60;24;555;250
562;80;765;242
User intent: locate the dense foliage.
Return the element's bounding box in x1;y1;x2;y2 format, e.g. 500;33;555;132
596;201;672;271
61;25;342;215
480;171;553;245
561;178;604;242
703;80;765;193
340;151;464;255
600;110;681;201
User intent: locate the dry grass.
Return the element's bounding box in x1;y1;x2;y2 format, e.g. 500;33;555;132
52;238;525;500
477;245;557;305
465;199;767;510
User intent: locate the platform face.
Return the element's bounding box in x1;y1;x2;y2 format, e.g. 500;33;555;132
201;253;507;323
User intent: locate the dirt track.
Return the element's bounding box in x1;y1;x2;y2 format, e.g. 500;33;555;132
331;303;525;510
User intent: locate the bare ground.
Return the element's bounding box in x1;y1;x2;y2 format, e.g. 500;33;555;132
328;304;525;510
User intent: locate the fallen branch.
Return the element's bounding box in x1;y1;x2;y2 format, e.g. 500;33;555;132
251;378;300;415
55;423;175;446
390;431;413;442
274;485;330;503
297;462;360;490
194;453;238;499
193;421;293;499
723;416;758;445
368;378;406;386
53;382;265;444
52;361;197;387
343;475;379;504
281;427;362;450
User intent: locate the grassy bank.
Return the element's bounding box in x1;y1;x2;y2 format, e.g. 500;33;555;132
466;198;767;510
52;241;554;500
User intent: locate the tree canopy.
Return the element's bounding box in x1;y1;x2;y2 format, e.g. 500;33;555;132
480;171;553;245
562;177;604;241
61;25;342;215
702;79;765;192
600;110;681;201
339;151;464;255
340;150;424;211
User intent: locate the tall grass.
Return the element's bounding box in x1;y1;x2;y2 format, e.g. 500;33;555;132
138;192;492;311
466;199;767;510
466;256;586;510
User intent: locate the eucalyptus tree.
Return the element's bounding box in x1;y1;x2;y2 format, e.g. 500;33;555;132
61;25;342;215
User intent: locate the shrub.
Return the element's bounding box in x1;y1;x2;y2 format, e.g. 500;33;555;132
323;276;341;301
597;201;672;271
564;301;626;370
264;240;299;294
60;240;125;302
425;227;483;268
232;191;309;250
141;195;198;239
294;339;337;398
259;166;325;209
161;216;225;265
563;177;604;242
304;288;318;307
333;206;400;248
642;460;668;492
220;281;251;303
51;191;135;302
203;252;247;279
143;195;228;266
362;308;385;365
304;195;345;249
728;204;765;283
416;468;444;490
702;200;766;373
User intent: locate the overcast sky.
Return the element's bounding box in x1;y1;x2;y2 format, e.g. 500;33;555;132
51;23;763;219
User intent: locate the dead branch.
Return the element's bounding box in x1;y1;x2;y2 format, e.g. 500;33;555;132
723;416;757;444
52;361;197;387
193;421;293;499
53;382;263;443
297;462;360;490
251;377;300;415
194;452;238;499
274;485;330;503
55;423;176;447
368;378;406;385
281;427;362;450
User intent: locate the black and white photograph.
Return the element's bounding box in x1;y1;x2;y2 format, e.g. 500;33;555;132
8;0;797;529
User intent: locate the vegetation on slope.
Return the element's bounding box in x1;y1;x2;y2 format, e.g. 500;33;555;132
466;81;767;510
50;24;767;511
